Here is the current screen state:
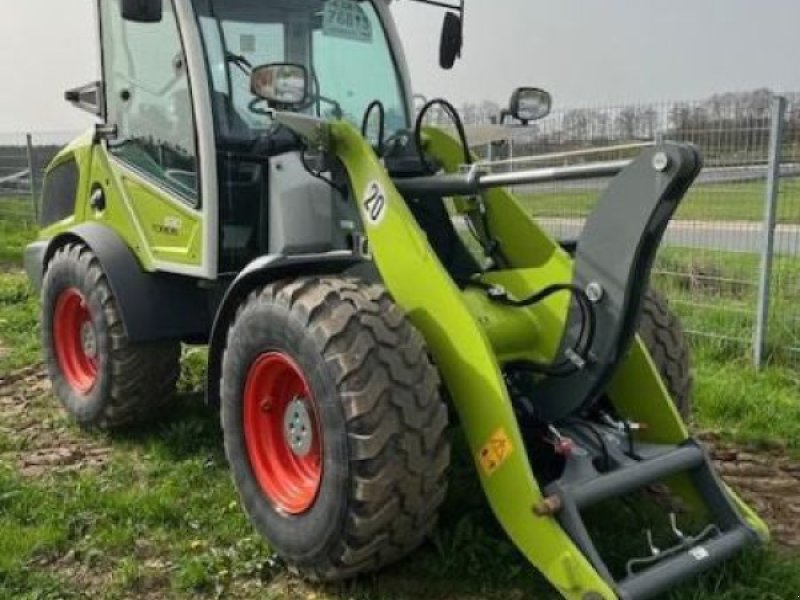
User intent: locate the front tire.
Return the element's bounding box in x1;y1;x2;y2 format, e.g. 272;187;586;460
638;291;693;420
560;241;692;418
221;278;449;580
42;243;181;430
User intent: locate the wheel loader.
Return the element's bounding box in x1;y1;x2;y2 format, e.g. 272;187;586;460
25;0;768;598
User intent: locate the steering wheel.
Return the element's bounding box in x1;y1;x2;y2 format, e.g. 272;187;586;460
383;130;413;150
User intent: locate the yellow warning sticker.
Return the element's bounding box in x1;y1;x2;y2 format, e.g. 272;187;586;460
478;428;513;476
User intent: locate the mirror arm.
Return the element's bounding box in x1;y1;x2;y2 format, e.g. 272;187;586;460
65;81;106;120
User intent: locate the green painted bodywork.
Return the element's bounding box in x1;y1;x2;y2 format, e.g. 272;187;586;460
38;134;202;271
322;121;768;599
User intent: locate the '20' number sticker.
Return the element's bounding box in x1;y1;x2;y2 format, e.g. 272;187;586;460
363;181;388;226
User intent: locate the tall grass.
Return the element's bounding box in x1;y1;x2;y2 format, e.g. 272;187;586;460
654;247;800;366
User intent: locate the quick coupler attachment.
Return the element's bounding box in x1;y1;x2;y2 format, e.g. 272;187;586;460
541;422;761;600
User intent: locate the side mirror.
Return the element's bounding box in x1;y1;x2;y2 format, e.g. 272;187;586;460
509;87;552;124
251;63;309;109
121;0;163;23
439;12;463;70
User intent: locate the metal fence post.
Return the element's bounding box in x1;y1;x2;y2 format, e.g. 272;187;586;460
25;132;39;220
754;95;787;368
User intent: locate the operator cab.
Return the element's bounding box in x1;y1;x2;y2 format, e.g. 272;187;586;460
194;0;411;270
93;0;414;275
80;0;543;279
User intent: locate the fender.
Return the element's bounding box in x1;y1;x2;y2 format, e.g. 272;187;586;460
29;222;210;343
205;251;366;407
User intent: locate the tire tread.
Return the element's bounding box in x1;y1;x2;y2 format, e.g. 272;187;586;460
638;290;693;419
224;277;449;580
45;243;180;429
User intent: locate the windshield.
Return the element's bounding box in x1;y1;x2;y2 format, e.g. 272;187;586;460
193;0;409;143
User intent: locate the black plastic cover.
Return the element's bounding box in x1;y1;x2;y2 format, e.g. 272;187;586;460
40;159;79;227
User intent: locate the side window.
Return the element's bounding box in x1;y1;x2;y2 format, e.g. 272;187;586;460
101;0;199;204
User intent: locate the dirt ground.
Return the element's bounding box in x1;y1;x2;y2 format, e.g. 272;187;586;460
2;364;800;578
0;365;111;478
703;431;800;548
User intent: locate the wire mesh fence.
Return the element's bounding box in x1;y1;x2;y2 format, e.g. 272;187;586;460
0;131;79;224
0;132;35;223
2;93;800;367
466;92;800;368
0;131;79;265
768;95;800;366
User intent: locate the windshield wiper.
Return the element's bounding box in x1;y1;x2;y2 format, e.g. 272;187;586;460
226;52;252;76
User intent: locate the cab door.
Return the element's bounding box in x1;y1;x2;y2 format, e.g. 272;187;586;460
97;0;218;279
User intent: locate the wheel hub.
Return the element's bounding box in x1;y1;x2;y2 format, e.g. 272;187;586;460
53;288;98;395
283;397;314;457
80;321;98;359
242;352;323;515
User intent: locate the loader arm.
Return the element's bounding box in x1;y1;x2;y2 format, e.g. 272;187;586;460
275;112;768;600
326;120;617;599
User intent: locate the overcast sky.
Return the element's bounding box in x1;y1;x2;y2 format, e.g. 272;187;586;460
1;0;799;134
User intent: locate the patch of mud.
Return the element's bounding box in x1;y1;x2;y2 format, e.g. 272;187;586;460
19;442;111;477
0;365;111;476
32;549;114;594
702;432;800;548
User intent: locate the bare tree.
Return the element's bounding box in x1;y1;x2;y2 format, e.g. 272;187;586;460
615;107;638;140
563;109;591;142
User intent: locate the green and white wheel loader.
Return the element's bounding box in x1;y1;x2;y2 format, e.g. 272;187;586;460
25;1;768;598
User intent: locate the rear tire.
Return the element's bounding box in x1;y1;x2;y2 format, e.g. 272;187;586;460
42;243;180;430
638;290;693;420
221;278;449;580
